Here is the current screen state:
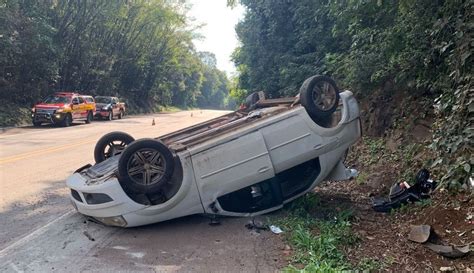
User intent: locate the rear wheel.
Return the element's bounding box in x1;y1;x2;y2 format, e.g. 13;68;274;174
118;139;175;195
94;131;135;163
300;75;340;119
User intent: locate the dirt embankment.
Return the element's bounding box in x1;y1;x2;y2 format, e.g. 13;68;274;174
322;88;474;270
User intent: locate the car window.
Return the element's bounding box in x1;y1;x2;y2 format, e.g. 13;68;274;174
43;95;71;104
84;97;94;103
95;97;111;104
78;97;84;103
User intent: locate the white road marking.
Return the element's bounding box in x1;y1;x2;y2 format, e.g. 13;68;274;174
0;210;75;258
127;252;145;259
112;245;129;250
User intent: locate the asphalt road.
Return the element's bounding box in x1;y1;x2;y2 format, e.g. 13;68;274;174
0;111;283;272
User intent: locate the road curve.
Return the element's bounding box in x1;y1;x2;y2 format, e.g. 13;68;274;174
0;110;283;272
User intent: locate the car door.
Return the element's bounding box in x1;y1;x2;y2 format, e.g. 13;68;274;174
260;114;323;173
71;97;82;119
78;96;87;118
191;131;275;210
112;97;119;116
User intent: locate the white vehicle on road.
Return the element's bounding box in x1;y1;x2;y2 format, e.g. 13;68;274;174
66;75;361;227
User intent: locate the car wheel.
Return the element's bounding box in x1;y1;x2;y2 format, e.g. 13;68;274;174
118;110;123;119
62;114;72;127
244;92;260;110
85;111;93;124
118;139;174;195
107;111;113;121
33;121;41;127
299;75;340;119
94;131;135;163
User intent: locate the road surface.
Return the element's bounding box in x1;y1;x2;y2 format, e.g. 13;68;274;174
0;111;283;272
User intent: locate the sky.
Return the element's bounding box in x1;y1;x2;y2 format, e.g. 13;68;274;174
188;1;245;75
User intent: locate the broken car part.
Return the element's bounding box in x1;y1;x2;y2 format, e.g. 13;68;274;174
372;169;437;212
407;225;471;258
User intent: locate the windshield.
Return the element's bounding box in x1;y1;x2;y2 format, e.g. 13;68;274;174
42;95;71;104
95;97;112;104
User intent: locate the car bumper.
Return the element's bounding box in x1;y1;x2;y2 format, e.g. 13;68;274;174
32;112;66;124
66;158;205;227
67;173;146;226
95;111;110;118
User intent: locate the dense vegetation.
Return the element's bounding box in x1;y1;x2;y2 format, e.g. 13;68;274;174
0;0;232;125
231;0;472;188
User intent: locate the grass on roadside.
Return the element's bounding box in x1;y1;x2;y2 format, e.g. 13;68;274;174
276;193;360;272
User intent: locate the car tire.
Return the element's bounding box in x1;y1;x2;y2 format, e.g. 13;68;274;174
244;92;260;109
299;75;340;119
33;121;41;127
62;114;72;127
118;110;123;119
94;131;135;163
118;139;175;195
85;111;93;124
107;111;113;121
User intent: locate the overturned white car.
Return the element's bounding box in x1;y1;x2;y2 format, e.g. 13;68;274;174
66;75;361;227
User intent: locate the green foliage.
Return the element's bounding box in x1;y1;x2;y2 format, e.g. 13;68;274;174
277;193;359;272
357;258;384;271
234;0;473;189
0;0;231;124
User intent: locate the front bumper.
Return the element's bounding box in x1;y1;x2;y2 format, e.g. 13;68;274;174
66;154;205;227
67;173;146;223
32;112;66;124
95;110;110;118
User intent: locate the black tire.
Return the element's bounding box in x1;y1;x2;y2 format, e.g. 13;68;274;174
244;92;260;109
118;138;174;195
107;111;113;121
94;131;135;163
85;111;93;124
118;110;123;119
62;114;72;127
33;121;41;127
299;75;340;119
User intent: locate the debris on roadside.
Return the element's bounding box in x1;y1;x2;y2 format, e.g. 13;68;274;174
83;230;95;241
269;225;283;234
372;169;437;212
244;218;283;234
407;224;471;259
245;218;268;232
425;243;470;258
408;225;431;243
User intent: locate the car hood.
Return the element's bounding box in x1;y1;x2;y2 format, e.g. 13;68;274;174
35;103;67;109
96;103;111;108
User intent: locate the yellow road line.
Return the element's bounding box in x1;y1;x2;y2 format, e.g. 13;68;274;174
0;113;224;165
0;138;96;164
0;126;156;165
